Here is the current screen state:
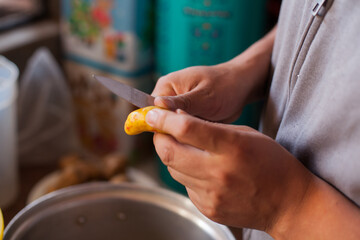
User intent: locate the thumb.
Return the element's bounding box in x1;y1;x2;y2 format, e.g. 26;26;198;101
154;92;199;113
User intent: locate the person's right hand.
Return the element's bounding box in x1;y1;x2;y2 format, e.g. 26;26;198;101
153;63;256;123
152;27;277;123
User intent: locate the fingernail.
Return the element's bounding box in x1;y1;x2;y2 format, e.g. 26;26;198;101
146;109;159;126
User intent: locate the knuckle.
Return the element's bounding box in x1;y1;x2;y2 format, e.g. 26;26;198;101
179;95;192;110
204;193;223;220
157;76;165;84
155;112;166;130
160;146;175;167
157;72;177;87
217;171;232;186
164;71;178;81
167;167;178;180
211;168;233;187
234;141;253;160
167;166;175;176
175;117;193;137
203;207;218;220
156;76;168;87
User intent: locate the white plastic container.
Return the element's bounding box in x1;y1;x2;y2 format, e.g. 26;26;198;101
0;56;19;208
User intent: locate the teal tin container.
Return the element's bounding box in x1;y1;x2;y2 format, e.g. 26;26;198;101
156;0;267;74
155;0;268;194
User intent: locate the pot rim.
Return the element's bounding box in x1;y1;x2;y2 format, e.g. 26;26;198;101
4;182;235;240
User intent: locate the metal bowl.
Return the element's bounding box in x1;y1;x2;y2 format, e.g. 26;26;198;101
4;183;235;240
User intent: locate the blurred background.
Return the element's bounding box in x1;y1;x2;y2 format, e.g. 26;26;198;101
0;0;281;225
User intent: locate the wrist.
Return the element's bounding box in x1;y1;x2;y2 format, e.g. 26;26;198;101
223;52;269;104
268;173;316;240
221;28;276;104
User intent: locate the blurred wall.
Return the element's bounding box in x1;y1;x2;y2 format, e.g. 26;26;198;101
0;1;62;75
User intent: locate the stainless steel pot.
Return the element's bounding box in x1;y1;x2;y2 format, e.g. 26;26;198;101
4;183;235;240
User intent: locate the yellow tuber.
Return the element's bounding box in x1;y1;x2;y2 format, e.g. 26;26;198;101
124;106;164;135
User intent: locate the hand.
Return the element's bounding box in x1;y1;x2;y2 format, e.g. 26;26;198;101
145;108;313;233
152;27;277;123
152;65;248;123
147;108;360;239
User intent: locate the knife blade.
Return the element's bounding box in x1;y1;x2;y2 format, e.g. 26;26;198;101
93;75;155;108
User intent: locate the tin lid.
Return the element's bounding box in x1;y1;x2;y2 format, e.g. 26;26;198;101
0;56;18;110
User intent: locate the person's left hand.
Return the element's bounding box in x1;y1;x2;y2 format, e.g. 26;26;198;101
145;108;314;234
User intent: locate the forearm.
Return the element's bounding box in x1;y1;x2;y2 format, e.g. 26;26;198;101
271;176;360;239
219;26;277;103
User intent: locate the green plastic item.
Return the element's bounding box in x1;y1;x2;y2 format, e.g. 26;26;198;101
155;0;268;194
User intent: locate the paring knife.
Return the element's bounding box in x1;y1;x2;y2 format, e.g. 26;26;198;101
93;75;155;108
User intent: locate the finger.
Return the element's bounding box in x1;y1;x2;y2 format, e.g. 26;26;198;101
186;187;201;206
151;75;177;97
224;124;258;133
152;71;221;121
167;167;205;189
153;133;210;179
154;86;217;119
147;108;235;152
220;110;243;124
186;187;208;217
153;90;200;112
186;187;226;222
151;86;176;99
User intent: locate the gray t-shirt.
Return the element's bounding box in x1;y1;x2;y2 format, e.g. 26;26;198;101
245;0;360;239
